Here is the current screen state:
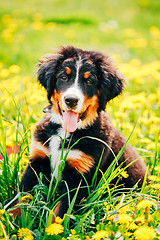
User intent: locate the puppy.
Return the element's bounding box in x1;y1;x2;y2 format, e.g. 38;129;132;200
19;46;149;218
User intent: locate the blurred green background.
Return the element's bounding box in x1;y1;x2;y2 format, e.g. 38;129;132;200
0;0;160;74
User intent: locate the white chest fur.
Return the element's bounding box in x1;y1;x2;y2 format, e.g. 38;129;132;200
49;128;68;178
49;128;82;179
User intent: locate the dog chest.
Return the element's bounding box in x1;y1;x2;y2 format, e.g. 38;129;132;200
49;128;83;178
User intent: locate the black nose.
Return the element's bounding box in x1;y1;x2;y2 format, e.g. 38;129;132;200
64;95;79;109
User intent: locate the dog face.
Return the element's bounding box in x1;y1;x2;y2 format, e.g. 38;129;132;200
37;46;125;132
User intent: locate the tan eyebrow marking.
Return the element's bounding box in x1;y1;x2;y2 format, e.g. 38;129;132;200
65;67;71;75
84;71;90;79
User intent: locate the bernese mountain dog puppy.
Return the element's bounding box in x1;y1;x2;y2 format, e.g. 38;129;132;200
19;46;149;218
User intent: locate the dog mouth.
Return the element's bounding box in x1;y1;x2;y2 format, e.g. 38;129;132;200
58;103;89;132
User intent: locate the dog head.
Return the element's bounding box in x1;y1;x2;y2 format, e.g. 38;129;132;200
37;46;125;132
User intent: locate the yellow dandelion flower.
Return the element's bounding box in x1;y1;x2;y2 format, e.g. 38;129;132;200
139;137;152;144
21;195;33;202
92;230;108;240
135;216;145;224
9;65;20;74
70;229;76;235
149;116;160;124
118;213;132;225
17;228;33;240
126;232;133;238
146;142;155;151
115;203;129;213
45;223;64;235
126;37;148;48
147;215;153;223
148;175;160;182
155;166;160;172
150;26;160;39
120;170;129;178
134;226;156;240
1;14;11;25
0;209;5;215
139;117;150;126
148;93;158;102
85;236;90;240
135;215;153;224
31;21;44;30
23;237;34;240
151;183;160;190
149;125;159;135
136;200;155;210
55;216;63;224
134;77;145;84
127;222;138;230
0;69;9;78
119;122;133;130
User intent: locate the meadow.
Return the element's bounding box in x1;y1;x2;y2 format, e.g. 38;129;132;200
0;0;160;239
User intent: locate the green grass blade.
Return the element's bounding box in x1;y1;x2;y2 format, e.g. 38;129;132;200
92;148;105;186
63;180;82;233
18;195;26;228
151;133;159;175
140;166;149;194
74;209;93;232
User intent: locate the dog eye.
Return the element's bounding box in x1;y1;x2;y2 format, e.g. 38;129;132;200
86;79;92;85
60;75;68;81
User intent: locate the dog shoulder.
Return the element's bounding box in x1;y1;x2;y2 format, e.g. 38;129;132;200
35;113;51;131
33;113;57;145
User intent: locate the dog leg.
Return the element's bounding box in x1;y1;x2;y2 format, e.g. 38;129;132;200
20;156;51;191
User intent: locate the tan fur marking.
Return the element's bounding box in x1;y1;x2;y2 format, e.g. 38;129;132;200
84;71;90;79
51;90;63;114
30;138;49;159
67;153;94;174
65;67;71;75
31;149;47;159
80;95;99;128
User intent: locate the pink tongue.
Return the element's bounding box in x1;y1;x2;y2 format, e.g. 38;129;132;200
62;111;79;132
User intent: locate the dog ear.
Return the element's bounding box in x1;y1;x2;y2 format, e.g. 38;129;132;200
37;54;62;101
95;54;125;111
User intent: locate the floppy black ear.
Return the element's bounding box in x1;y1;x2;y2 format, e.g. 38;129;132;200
95;54;125;111
37;54;62;101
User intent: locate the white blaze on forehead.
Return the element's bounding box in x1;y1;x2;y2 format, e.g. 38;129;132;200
61;55;84;112
74;55;83;87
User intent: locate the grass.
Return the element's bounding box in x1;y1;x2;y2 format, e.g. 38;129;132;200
0;0;160;239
